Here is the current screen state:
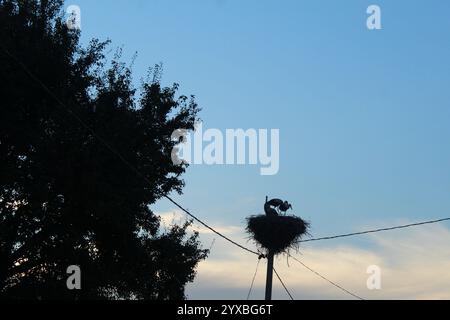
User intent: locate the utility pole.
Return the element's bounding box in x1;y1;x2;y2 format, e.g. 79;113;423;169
265;250;274;300
264;196;274;301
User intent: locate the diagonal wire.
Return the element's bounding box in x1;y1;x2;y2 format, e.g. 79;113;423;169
289;255;364;300
164;195;260;256
246;258;261;300
273;268;294;300
0;44;261;257
300;218;450;243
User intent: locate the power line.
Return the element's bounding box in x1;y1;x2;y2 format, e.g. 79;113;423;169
1;44;261;258
273;268;294;300
165;195;260;256
300;218;450;243
208;238;216;252
246;258;261;300
289;255;364;300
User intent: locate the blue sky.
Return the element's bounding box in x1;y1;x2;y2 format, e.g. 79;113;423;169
72;0;450;299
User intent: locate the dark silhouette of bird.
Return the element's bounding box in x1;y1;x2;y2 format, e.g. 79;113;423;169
264;198;293;216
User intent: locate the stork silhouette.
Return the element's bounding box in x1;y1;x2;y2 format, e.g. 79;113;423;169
264;198;293;216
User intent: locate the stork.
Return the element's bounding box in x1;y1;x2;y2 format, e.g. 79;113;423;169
264;198;293;216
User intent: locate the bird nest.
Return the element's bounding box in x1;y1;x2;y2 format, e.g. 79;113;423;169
246;215;309;255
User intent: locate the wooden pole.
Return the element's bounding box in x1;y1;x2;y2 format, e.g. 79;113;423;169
265;250;274;300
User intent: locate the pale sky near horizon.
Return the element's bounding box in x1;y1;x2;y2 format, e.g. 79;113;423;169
73;0;450;299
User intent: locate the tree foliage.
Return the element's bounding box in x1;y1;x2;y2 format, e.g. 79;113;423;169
0;0;207;299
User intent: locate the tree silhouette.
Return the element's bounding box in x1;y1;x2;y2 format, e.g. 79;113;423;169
0;0;207;299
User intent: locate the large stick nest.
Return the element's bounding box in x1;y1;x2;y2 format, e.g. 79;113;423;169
246;215;309;255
